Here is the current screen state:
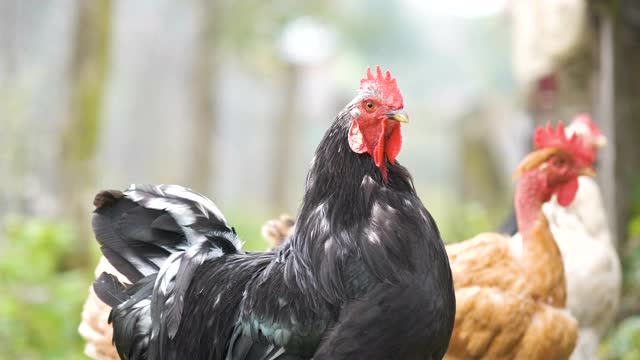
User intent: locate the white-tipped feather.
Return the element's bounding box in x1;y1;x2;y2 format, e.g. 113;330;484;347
267;347;285;360
125;184;241;251
91;183;243;358
155;253;183;296
162;184;228;223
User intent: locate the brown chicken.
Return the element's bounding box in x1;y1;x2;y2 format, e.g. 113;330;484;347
260;122;594;360
444;122;596;360
260;213;295;250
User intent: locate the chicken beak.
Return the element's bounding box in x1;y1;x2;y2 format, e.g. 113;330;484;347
594;134;607;148
578;167;597;177
386;110;409;123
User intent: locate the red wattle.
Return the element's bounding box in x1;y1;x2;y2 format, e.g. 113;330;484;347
348;119;401;183
373;119;387;168
556;177;579;206
385;126;402;164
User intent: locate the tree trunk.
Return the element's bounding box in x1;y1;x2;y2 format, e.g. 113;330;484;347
592;0;640;320
596;10;617;246
186;0;220;194
594;1;640;249
60;0;111;267
611;2;640;248
271;64;298;212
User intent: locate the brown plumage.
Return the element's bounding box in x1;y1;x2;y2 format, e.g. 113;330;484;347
448;215;566;305
444;217;577;360
443;122;596;360
260;213;294;250
446;286;576;360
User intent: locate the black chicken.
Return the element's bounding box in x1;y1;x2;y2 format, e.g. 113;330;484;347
93;67;456;360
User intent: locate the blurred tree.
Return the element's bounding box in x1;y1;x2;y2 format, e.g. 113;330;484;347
271;63;298;211
610;1;640;319
214;0;335;209
215;0;333;72
608;0;640;250
60;0;112;267
594;0;640;347
187;0;222;194
590;0;640;254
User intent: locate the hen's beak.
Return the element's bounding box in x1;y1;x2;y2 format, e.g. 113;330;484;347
594;134;607;149
386;110;409;123
578;167;597;177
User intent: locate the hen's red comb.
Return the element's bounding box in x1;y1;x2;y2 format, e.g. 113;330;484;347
360;66;403;109
533;121;595;166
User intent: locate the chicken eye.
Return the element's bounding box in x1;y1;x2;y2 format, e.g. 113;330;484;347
365;101;375;111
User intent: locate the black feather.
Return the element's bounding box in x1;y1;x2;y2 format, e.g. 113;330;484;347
110;275;156;360
151;213;182;233
93;272;129;308
92;197;160;282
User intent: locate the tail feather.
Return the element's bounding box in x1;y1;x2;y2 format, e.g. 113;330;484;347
125;184;239;249
91;184;242;359
93;272;129;308
110;275;157;360
91;271;156;360
93;192;170;282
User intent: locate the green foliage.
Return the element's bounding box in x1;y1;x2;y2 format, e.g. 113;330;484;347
629;181;640;239
64;0;112;164
0;210;272;359
623;239;640;294
602;179;640;359
601;316;640;360
620;180;640;324
419;189;502;244
626;183;640;289
0;216;90;360
225;208;274;251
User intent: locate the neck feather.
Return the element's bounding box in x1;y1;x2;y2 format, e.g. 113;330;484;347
514;170;551;234
282;110;416;305
299;111;409;214
512;169;568;306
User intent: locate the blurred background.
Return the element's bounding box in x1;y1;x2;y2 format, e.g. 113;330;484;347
1;0;639;358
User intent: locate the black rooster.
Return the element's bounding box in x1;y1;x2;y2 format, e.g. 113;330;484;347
93;67;456;360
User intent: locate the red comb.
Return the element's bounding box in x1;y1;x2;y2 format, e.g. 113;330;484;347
360;66;404;109
533;121;595;166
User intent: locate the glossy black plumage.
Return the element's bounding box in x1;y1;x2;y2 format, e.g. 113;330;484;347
92;98;455;360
